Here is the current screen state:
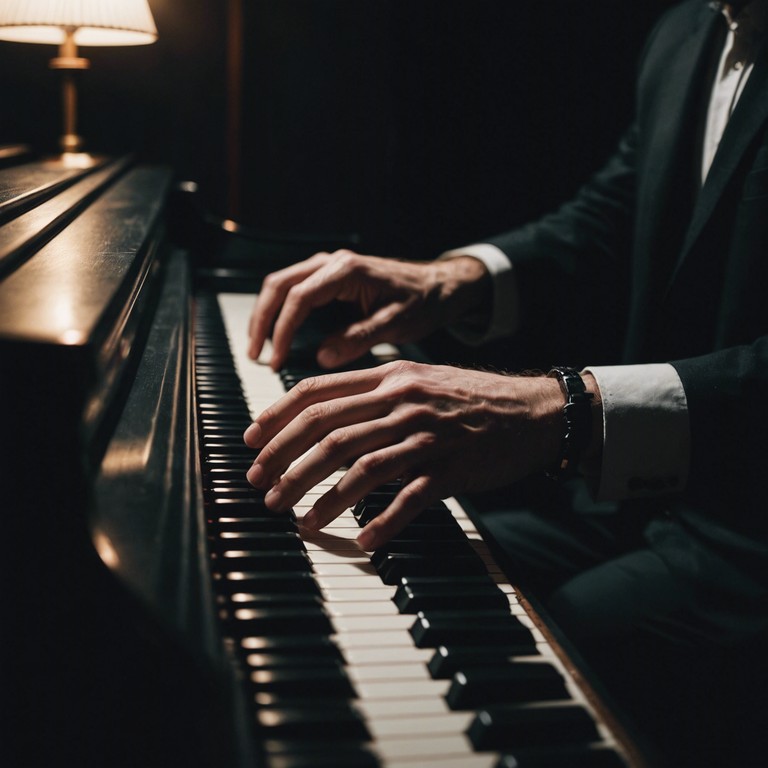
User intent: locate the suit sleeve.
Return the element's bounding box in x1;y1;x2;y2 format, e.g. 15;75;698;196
484;123;639;364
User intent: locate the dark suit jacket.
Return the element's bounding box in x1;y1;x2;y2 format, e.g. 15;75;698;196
488;0;768;587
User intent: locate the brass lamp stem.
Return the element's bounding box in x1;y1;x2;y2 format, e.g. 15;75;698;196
50;27;90;154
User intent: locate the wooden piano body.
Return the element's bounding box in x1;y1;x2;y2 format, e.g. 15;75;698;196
0;156;646;767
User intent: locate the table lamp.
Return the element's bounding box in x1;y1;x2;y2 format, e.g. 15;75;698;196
0;0;158;167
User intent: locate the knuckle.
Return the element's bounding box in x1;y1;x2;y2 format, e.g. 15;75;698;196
317;428;347;455
294;376;322;398
301;400;332;430
399;478;432;507
261;272;281;292
355;450;390;477
284;282;308;307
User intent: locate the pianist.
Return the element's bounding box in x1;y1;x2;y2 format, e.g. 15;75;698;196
244;0;768;764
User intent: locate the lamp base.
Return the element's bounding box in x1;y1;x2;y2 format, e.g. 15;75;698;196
42;152;107;170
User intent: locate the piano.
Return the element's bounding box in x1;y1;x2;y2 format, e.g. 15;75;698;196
0;155;649;767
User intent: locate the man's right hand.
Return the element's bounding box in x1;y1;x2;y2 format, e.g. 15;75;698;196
247;249;491;371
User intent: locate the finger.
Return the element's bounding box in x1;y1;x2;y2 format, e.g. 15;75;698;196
252;394;390;498
300;442;412;531
243;366;388;450
317;302;406;368
357;475;442;550
266;415;406;512
247;254;331;362
270;255;369;369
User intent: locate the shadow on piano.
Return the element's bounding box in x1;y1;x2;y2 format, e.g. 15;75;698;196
0;156;650;768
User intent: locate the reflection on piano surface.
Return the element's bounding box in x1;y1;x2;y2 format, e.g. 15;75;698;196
0;156;647;767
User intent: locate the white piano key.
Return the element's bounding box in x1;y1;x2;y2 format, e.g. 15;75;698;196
325;600;400;617
354;679;448;700
302;538;362;551
314;574;391;590
332;613;414;632
347;663;431;683
344;646;433;665
368;712;475;738
333;630;417;649
360;697;452;718
373;734;476;760
312;561;378;576
306;550;372;565
319;586;395;601
379;756;495;768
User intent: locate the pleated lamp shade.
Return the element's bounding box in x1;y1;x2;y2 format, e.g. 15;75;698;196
0;0;157;46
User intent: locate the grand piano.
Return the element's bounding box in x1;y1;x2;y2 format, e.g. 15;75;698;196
0;153;648;767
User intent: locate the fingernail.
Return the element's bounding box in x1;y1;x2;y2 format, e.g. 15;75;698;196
357;528;376;551
243;423;262;447
317;346;339;368
301;508;319;530
246;463;263;486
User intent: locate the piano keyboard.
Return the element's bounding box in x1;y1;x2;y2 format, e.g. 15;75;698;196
195;291;637;768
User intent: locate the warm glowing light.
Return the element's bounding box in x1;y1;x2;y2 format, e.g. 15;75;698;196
60;328;84;345
0;1;157;46
93;531;120;568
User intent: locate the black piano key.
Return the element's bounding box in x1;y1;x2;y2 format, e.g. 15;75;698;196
249;666;357;699
376;552;488;584
204;467;256;480
256;701;370;740
240;635;344;661
207;478;255;490
372;537;475;559
213;517;298;533
202;440;256;458
398;574;498;587
227;592;324;610
216;531;306;551
495;745;627;768
428;645;541;679
266;749;380;768
467;704;600;751
393;580;510;613
410;612;536;647
244;650;344;671
216;549;313;572
228;605;334;636
445;665;568;709
354;500;453;527
205;500;287;518
217;571;322;596
206;488;268;501
389;523;467;540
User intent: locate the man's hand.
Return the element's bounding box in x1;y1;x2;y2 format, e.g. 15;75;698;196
247;250;491;370
243;360;569;550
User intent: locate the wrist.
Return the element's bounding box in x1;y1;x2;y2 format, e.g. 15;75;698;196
434;255;493;327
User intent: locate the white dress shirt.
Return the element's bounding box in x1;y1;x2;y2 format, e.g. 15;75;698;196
442;1;765;500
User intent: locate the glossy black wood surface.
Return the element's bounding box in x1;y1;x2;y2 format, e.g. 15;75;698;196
0;158;243;768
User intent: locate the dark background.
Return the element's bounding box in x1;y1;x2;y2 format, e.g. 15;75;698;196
0;0;677;259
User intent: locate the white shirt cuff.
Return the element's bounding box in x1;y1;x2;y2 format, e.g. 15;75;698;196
439;243;519;343
585;363;690;500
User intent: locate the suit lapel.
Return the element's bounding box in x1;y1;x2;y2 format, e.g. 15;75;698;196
635;8;721;288
671;31;768;288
